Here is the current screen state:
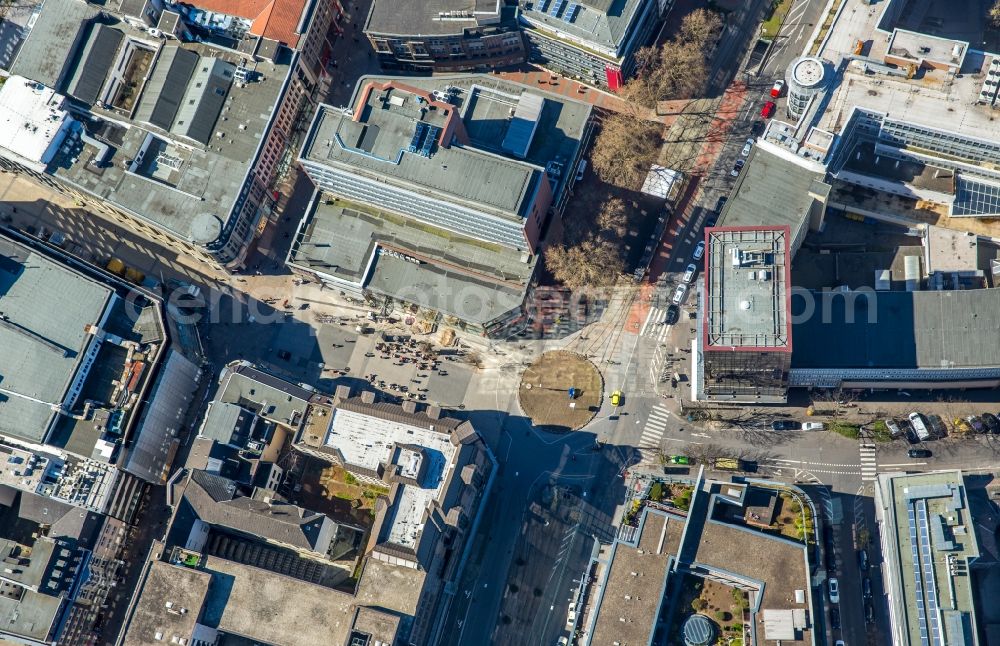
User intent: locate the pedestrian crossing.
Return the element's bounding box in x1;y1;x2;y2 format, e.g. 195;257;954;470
638;405;671;461
638;307;673;344
859;442;878;482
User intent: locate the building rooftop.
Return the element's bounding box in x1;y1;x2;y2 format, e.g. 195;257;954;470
216;361;314;430
322;400;465;550
3;1;292;246
717;144;828;246
0;79;74;171
0;235;114;444
876;470;980;646
365;0;508;37
588;508;683;646
925;225;978;273
287;197;531;325
182;470;333;553
181;0;311;46
703;227;791;351
121;560;211;646
0;436;119;513
517;0;647;59
791;287;1000;370
0;586;63;644
816;52;999;146
199;553;357;646
302;82;544;237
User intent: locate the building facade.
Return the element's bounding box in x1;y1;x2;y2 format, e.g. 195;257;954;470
365;0;526;72
518;0;668;89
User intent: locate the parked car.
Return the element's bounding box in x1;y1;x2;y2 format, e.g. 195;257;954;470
741;138;754;156
671;283;688;305
830;608;841;629
928;414;948;438
730;158;745;177
665;304;680;326
771;79;786;97
865;601;874;623
557;637;569;646
884;418;903;438
863;577;872;599
801;422;826;431
682;263;697;284
760;101;776;118
952;417;975;435
575;159;587;181
982;412;1000;434
705;214;718;227
908;448;932;458
693;240;706;260
908;412;932;441
566;602;577;629
771;420;801;431
967;415;987;434
669;455;691;465
859;549;869;571
750;119;765;136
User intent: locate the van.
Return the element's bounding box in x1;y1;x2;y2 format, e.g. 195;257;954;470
908;412;931;441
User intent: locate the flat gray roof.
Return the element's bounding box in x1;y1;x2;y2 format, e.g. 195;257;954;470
200;554;357;646
365;0;507;37
791;288;1000;370
122;560;212;646
0;235;114;443
216;361;312;429
0;588;62;643
9;10;292;245
718;144;828;245
302;84;542;221
9;0;99;88
704;227;790;350
517;0;648;56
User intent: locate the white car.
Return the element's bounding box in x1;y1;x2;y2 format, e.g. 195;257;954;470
566;602;577;629
692;240;706;260
558;638;570;646
672;283;688;305
801;422;826;431
828;578;840;604
741;138;754;156
682;263;697;284
575;160;587;182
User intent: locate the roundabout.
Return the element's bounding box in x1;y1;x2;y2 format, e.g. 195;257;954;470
518;350;604;432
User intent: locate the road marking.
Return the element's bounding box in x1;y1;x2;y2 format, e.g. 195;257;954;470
638;307;661;337
773;459;863;468
859;442;878;482
638;405;672;461
880;462;927;468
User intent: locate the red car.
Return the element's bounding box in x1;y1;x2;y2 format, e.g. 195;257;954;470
770;80;785;97
760;101;776;118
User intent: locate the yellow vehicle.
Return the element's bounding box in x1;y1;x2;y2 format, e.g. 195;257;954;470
610;390;622;407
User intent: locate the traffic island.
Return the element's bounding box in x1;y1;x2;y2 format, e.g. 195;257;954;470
518;351;603;432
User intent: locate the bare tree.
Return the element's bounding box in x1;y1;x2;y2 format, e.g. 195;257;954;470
991;0;1000;28
544;236;624;289
595;196;628;237
590;113;662;189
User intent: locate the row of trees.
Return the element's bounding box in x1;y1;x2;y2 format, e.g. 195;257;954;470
546;9;723;289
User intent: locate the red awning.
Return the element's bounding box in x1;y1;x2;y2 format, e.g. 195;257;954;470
606;66;623;91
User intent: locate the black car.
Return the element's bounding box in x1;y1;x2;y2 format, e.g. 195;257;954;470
981;412;1000;434
830;608;841;629
904;428;920;444
863;577;872;599
771;420;801;431
859;549;869;571
750;120;765;136
664;304;680;326
705;214;718;227
908;448;932;458
865;601;874;624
